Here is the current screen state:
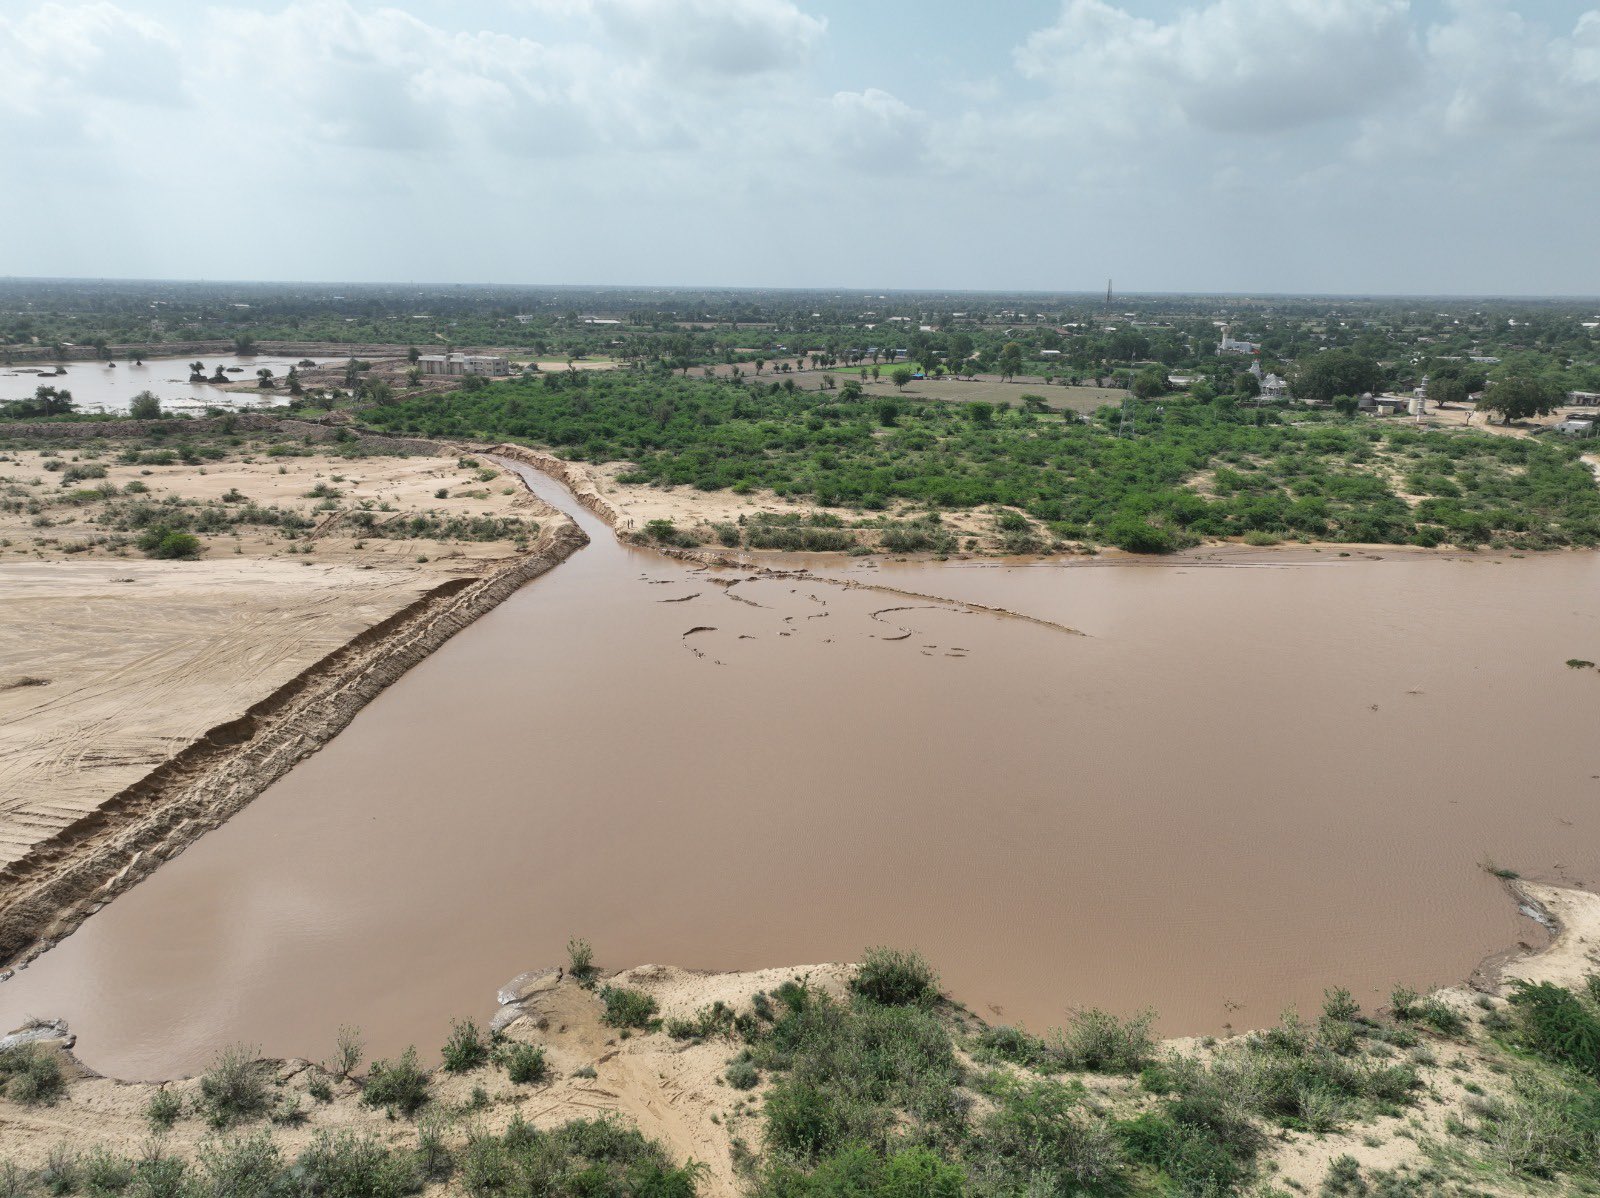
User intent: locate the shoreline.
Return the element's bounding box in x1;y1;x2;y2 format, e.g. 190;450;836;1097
2;879;1592;1196
0;506;589;973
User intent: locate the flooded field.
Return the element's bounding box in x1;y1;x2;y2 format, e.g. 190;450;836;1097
3;463;1599;1079
0;355;311;414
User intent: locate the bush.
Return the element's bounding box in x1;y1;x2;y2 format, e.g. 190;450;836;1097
146;1086;183;1131
198;1044;270;1128
296;1131;421;1198
137;524;202;559
1505;980;1600;1077
967;1075;1127;1195
441;1019;489;1073
600;986;660;1030
200;1132;285;1195
567;937;597;985
363;1046;431;1116
726;1056;760;1090
458;1115;700;1198
666;1002;735;1043
502;1042;549;1085
850;948;939;1009
1052;1007;1156;1073
0;1044;64;1106
972;1025;1056;1070
754;993;961;1162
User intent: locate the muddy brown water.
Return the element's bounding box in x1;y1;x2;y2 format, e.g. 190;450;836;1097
3;461;1599;1079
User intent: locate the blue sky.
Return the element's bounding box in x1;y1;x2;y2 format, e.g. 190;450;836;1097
1;0;1597;294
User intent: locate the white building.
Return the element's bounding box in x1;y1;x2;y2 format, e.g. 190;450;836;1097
1249;360;1289;399
1218;324;1258;354
1554;418;1595;437
418;353;510;378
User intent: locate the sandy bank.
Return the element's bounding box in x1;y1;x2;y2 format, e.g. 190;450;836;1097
2;884;1594;1196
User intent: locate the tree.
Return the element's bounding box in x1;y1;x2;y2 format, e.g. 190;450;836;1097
1293;349;1383;404
188;361;206;381
128;390;162;419
947;332;974;369
33;385;75;416
286;367;304;396
233;334;257;355
1131;366;1169;399
407;346;421;364
256;368;275;388
890;366;914;391
999;342;1024;381
1428;375;1470;409
1477;376;1561;424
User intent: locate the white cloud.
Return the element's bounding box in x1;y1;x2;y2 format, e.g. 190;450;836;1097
575;0;825;78
1017;0;1418;135
0;2;185;144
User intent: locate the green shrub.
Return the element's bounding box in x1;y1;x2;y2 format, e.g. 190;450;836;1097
458;1115;700;1198
599;987;659;1030
200;1132;286;1196
972;1024;1056;1070
1505;980;1600;1077
754;993;960;1162
198;1044;270;1128
296;1131;421;1198
137;524;202;559
850;948;939;1009
502;1042;549;1085
726;1056;760;1090
441;1019;489;1074
363;1046;431;1116
567;937;597;985
0;1044;65;1106
1052;1007;1157;1073
665;1002;735;1043
967;1075;1127;1194
146;1086;183;1131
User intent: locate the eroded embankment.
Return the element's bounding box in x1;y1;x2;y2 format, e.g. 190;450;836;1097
0;518;589;971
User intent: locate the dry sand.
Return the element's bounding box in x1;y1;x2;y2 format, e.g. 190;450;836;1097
0;440;586;967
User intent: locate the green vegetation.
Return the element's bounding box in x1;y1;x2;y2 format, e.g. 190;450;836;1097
441;1018;490;1074
567;936;598;986
502;1041;550;1085
458;1115;702;1197
197;1044;272;1129
0;1045;64;1107
849;947;940;1009
365;370;1600;551
599;986;660;1030
363;1046;431;1117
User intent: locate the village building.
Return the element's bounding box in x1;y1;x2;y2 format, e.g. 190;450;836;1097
1218;324;1259;354
1554;418;1596;437
417;353;510;378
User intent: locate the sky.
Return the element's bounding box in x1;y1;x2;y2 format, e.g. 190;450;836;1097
1;0;1596;295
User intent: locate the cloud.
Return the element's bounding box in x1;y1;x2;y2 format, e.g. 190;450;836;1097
583;0;826;77
1017;0;1418;135
0;2;185;144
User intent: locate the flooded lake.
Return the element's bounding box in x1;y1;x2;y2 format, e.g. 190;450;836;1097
1;355;312;415
3;462;1599;1079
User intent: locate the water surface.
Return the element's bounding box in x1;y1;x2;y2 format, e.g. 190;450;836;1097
1;355;312;414
2;464;1597;1078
